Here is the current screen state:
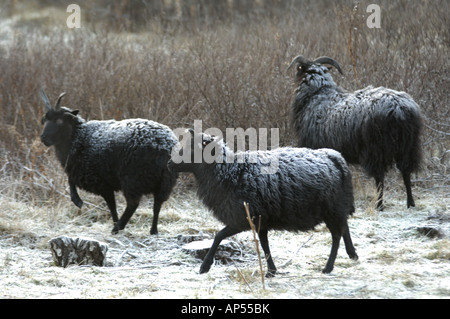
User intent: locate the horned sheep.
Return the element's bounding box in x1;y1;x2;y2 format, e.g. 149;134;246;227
288;56;423;210
40;90;178;235
167;130;358;276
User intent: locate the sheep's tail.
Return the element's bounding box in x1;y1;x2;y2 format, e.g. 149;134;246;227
393;102;423;174
362;96;423;176
324;150;355;216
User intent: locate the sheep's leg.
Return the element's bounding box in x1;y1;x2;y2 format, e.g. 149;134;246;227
342;224;358;260
323;230;341;274
150;175;177;235
101;191;118;223
150;200;162;235
401;170;415;208
374;175;385;211
111;195;141;234
200;226;241;274
258;229;277;277
69;181;83;208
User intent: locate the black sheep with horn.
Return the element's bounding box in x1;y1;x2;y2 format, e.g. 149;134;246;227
288;55;423;210
40;89;178;234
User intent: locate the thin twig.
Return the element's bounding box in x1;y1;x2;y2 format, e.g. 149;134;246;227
348;3;360;80
115;249;129;266
279;234;314;268
231;260;254;295
424;123;450;136
243;202;265;290
108;238;126;247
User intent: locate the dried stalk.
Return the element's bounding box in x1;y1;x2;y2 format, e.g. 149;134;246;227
232;260;254;295
243;202;265;290
347;2;361;80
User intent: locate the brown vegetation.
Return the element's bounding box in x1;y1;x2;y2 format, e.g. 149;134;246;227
1;2;448;199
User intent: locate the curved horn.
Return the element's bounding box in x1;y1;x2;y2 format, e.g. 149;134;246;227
40;89;52;111
287;55;310;71
54;92;66;109
313;56;344;75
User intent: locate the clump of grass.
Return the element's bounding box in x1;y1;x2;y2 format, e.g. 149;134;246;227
226;267;262;295
376;251;396;265
424;240;450;260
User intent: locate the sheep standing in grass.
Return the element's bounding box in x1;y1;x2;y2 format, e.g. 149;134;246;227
288;55;423;210
40;90;178;234
168;130;358;276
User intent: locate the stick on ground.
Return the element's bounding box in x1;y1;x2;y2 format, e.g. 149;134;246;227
243;202;265;290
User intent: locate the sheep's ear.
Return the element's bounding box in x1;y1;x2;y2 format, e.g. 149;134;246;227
63;110;79;122
40;89;52;111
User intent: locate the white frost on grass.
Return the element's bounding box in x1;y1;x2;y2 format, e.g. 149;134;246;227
0;188;449;299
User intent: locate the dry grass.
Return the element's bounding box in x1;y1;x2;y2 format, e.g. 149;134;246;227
0;0;449;299
0;188;449;299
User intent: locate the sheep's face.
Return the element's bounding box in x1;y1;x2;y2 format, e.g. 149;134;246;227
168;131;220;173
293;62;335;86
41;107;79;147
294;62;313;84
288;56;343;86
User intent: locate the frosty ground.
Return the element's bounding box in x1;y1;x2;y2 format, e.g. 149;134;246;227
0;181;448;299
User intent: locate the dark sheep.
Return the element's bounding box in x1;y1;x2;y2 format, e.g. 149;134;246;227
168;130;358;276
288;55;423;210
40;90;178;234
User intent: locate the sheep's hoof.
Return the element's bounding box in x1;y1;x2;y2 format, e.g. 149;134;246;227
72;198;83;209
322;266;333;274
111;221;126;235
150;228;158;235
265;269;277;278
407;200;415;208
349;253;359;260
199;263;211;274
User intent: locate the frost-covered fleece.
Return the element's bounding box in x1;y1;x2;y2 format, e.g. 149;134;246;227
289;55;423;210
167;131;358;276
41;105;178;235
